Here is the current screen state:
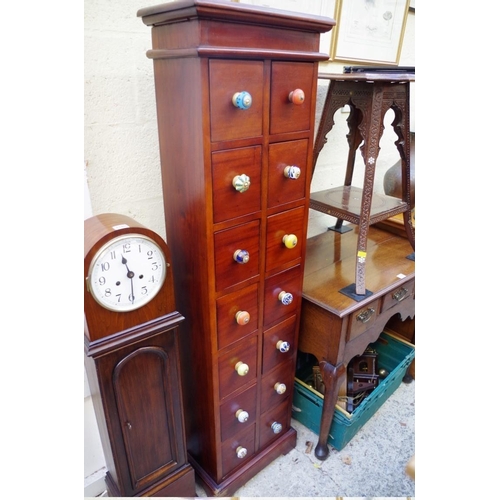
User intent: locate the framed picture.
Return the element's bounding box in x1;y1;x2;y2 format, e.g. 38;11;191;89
331;0;410;65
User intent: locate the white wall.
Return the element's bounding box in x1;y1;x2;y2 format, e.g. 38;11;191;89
84;0;415;494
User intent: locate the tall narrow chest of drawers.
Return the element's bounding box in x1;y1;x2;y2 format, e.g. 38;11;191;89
138;1;334;495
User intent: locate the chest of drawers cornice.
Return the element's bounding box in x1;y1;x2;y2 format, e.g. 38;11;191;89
138;1;334;495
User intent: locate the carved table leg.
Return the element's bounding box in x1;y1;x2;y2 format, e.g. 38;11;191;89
314;360;346;460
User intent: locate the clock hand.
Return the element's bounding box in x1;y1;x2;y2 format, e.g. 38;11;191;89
121;255;135;303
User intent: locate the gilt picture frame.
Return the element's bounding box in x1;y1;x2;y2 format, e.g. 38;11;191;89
331;0;410;65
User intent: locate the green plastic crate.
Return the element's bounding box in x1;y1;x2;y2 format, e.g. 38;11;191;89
292;331;415;451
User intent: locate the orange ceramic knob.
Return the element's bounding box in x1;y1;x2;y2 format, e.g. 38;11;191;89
235;310;250;325
288;88;305;105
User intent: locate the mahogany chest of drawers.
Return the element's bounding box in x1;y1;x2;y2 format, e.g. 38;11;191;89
138;1;334;495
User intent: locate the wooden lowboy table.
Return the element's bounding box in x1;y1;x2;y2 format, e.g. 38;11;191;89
298;224;415;460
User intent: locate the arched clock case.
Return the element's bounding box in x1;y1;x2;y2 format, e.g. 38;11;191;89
84;213;195;497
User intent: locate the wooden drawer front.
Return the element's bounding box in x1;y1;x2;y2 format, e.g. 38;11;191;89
348;298;380;341
262;315;297;374
219;335;258;400
212;146;262;224
268;139;308;208
214;220;260;291
217;284;259;350
265;206;305;272
259;398;291;450
221;424;256;478
380;278;415;314
263;264;302;327
270;61;314;135
220;384;258;442
260;358;295;411
209;59;264;142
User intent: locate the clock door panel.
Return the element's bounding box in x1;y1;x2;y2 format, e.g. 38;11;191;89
113;345;184;493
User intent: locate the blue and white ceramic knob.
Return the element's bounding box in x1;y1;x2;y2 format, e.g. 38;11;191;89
284;165;301;179
232;91;252;110
233;249;250;264
278;291;293;305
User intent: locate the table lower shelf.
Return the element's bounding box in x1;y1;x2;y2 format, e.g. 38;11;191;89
310;186;409;225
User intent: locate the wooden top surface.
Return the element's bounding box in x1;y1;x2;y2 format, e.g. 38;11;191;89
138;0;335;32
303;225;415;317
318;71;415;83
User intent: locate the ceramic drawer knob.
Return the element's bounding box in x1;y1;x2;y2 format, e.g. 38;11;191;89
232;91;252;110
235;310;250;326
235;361;249;376
236;446;248;459
232;174;251;193
278;291;293;305
271;421;283;434
282;234;297;249
235;409;249;423
288;88;305;105
283;165;301;179
276;340;290;353
274;382;286;394
233;249;250;264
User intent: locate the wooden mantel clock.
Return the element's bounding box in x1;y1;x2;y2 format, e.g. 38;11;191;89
84;213;195;497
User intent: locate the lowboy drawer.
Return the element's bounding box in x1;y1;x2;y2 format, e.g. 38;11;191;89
380;278;415;313
347;298;380;342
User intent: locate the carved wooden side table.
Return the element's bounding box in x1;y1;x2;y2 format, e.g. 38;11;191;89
310;71;415;298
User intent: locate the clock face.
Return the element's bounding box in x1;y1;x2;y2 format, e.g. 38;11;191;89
87;233;167;312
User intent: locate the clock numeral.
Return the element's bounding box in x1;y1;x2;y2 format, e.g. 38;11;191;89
151;262;159;271
99;276;106;286
104;288;112;297
123;243;131;253
141;286;148;295
101;262;110;272
110;251;117;260
147;250;154;259
128;293;135;303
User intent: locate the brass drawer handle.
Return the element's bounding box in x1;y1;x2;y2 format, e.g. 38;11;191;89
392;287;409;302
356;307;375;324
